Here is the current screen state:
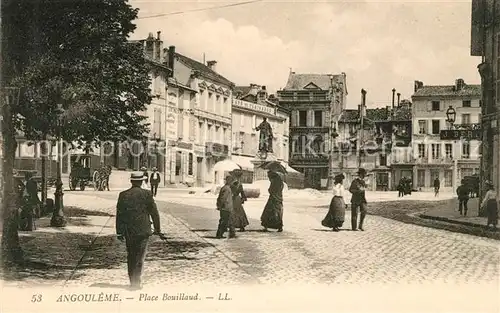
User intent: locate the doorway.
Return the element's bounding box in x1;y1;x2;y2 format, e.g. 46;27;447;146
376;172;389;191
196;157;203;187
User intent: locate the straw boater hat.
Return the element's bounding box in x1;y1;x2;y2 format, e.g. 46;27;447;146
130;172;144;181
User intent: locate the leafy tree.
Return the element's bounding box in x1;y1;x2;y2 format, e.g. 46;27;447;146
14;0;152;146
1;0;152;265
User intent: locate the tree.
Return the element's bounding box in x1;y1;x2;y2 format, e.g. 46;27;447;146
14;0;151;146
1;0;152;265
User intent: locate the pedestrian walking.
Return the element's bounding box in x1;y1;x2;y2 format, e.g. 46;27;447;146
321;173;346;231
141;166;149;189
19;172;40;231
216;175;236;239
260;170;285;232
456;179;470;216
150;167;161;197
116;172;166;290
433;177;440;197
349;168;368;231
397;178;405;197
230;169;249;232
480;181;498;230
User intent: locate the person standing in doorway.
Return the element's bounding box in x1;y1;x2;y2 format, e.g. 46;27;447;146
116;172;166;290
433;177;440;197
150;167;161;197
456;179;470;216
349;168;368;231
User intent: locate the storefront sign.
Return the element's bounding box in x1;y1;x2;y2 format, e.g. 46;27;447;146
232;99;275;115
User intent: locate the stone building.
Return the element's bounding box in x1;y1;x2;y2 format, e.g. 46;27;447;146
231;84;293;181
411;79;481;192
278;72;347;189
165;46;234;187
471;0;500;200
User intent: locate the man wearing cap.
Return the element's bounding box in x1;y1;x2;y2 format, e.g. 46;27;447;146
349;168;368;231
149;167;161;197
215;175;236;239
116;171;165;289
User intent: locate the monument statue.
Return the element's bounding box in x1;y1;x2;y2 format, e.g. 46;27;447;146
255;117;273;154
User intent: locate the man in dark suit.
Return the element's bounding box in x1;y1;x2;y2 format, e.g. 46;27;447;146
349;168;368;231
149;167;161;197
116;172;165;290
216;175;235;239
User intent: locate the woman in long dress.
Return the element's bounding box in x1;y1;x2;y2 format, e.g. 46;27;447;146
321;173;346;231
230;169;249;232
260;170;284;232
481;181;498;230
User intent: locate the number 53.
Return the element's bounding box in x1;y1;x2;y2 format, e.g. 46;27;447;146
31;294;42;302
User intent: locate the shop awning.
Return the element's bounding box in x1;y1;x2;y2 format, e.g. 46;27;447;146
230;155;254;171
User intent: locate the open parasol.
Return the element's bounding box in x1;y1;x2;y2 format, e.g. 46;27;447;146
257;161;287;175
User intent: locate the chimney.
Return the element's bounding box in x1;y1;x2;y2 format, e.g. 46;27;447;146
391;88;396;112
207;60;217;72
262;86;266;91
397;93;401;107
414;80;424;92
455;78;465;91
157;31;161;40
155;32;163;61
168;46;175;76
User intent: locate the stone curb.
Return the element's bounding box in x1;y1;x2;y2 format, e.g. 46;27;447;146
418;213;492;231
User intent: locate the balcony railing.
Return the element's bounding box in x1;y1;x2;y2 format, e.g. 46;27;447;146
290;126;330;133
290;153;329;162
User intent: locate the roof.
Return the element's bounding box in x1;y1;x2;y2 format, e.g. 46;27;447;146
175;53;234;88
283;73;344;91
234;86;252;97
413;84;481;97
338;107;410;123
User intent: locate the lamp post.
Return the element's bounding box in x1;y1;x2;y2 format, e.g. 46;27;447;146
445;105;458;192
50;103;66;227
358;89;367;168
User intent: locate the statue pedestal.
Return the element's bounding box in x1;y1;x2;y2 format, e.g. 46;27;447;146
251;152;277;182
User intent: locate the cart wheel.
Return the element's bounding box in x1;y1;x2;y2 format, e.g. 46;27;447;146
80;181;85;191
92;171;99;191
69;175;76;191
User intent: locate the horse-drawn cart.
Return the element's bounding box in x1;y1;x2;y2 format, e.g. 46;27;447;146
68;154;100;191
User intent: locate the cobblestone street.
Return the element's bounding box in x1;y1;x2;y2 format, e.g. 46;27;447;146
54;190;499;287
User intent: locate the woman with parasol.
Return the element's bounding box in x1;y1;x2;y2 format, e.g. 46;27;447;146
229;169;249;232
260;169;285;232
321;173;346;231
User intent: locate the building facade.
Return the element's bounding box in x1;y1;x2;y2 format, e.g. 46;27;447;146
166;46;234;187
411;79;481;192
278;72;347;189
231;84;290;174
471;0;500;201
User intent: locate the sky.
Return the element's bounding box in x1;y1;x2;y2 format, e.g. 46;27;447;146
129;0;481;108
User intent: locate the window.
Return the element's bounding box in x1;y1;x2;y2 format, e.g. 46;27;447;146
418;144;425;158
478;113;482;124
431;143;440;159
418;120;427;134
479;100;483;107
198;122;203;143
298;110;307;126
188;153;193;175
431;101;440;111
314;110;323;127
462;100;471;108
208;92;213;99
431;120;440;134
380;154;387;166
461;114;470;125
445;143;453;158
215;126;220;143
444;170;453;187
462;142;470;159
207;125;212;141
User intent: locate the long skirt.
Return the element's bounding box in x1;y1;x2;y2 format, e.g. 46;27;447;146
261;196;283;230
321;196;345;228
486;199;498;226
231;195;249;229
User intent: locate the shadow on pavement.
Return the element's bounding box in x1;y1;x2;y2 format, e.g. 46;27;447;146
145;239;214;261
89;283;131;290
311;228;350;232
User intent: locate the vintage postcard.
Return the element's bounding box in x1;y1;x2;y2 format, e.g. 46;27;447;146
0;0;499;312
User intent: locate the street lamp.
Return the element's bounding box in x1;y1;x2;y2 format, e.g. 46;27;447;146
50;103;66;227
445;105;458;192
